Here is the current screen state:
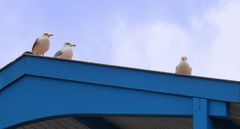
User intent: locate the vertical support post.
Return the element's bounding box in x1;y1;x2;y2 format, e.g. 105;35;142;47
193;98;214;129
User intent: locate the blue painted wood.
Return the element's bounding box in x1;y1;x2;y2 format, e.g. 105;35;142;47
0;76;192;128
23;56;240;102
208;101;228;118
0;57;25;90
1;55;240;102
0;75;229;128
193;98;214;129
0;55;239;129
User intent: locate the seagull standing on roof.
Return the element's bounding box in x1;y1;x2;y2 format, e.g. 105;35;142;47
32;33;53;56
54;42;76;60
175;56;192;75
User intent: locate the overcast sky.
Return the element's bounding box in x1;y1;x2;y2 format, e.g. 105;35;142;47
0;0;239;81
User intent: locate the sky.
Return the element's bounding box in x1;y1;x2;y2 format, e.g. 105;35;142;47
0;0;240;81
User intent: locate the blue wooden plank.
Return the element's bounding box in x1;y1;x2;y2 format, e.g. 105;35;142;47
209;101;228;118
0;76;193;128
0;75;229;129
1;55;239;102
0;57;25;90
23;56;240;102
193;98;214;129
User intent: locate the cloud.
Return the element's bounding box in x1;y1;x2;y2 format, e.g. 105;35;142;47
109;19;190;73
109;0;240;81
203;0;240;80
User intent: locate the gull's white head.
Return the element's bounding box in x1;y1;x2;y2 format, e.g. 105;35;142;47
181;56;188;62
42;33;53;38
63;42;76;48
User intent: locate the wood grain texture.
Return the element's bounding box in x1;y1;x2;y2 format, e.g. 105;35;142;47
104;117;193;129
17;118;89;129
230;103;240;127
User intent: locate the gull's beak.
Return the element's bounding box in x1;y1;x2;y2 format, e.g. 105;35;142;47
71;44;76;47
49;34;53;37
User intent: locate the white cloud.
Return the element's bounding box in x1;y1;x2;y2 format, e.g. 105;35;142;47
204;0;240;80
110;0;240;81
110;19;190;73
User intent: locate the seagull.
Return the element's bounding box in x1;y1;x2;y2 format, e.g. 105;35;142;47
54;42;76;60
32;33;53;56
175;56;192;75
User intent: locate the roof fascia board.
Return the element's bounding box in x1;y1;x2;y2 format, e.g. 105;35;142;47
24;56;240;103
0;57;25;90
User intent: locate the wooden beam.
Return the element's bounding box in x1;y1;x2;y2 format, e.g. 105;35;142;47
193;98;214;129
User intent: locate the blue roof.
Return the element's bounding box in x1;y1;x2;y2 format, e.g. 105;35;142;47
0;55;239;129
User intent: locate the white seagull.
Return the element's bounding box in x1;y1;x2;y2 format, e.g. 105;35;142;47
175;56;192;75
32;33;53;56
54;42;76;60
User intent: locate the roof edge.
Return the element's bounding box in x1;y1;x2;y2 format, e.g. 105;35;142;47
1;54;239;83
